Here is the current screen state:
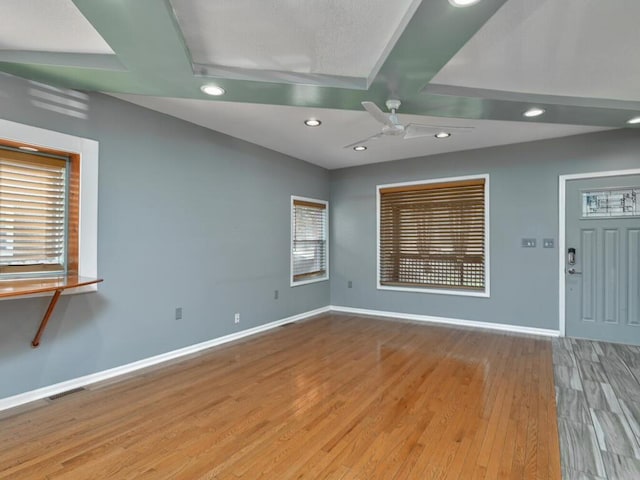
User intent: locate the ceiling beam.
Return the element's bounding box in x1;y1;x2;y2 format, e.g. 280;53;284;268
0;0;508;113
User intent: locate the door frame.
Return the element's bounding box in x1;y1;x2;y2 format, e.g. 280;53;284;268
558;167;640;337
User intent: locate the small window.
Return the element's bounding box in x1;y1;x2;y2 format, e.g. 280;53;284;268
378;175;489;296
291;196;328;286
0;119;98;292
0;145;79;278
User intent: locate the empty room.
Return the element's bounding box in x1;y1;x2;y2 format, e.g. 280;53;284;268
0;0;639;478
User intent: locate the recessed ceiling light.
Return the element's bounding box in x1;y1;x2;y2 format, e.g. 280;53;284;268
448;0;482;7
435;132;451;139
523;107;545;118
304;119;321;127
18;146;39;152
627;116;640;125
353;146;367;151
200;84;225;96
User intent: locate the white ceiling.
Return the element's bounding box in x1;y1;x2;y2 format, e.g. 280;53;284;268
170;0;420;80
0;0;113;54
109;94;608;170
433;0;640;102
111;0;621;169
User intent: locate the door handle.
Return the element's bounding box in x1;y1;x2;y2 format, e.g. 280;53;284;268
567;267;582;275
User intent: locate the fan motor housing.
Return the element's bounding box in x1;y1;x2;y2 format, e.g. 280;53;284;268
385;99;401;111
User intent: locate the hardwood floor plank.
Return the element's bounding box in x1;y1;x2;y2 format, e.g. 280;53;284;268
509;338;537;479
483;340;521;479
0;314;561;479
544;341;562;480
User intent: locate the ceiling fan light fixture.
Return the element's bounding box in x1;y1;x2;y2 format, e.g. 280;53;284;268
200;84;225;96
435;132;451;139
304;119;322;127
626;116;640;125
523;107;545;118
448;0;482;7
353;146;367;151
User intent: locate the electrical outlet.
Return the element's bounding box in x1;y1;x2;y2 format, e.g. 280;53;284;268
543;238;555;248
234;313;240;324
274;289;279;300
175;307;182;320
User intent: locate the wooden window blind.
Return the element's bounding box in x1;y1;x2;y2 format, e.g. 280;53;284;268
292;198;327;282
379;178;486;291
0;148;68;276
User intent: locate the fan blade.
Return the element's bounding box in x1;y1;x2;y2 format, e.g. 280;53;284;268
343;133;384;149
362;101;394;127
404;123;474;140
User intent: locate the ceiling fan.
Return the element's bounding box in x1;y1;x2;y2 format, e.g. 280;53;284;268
344;99;474;148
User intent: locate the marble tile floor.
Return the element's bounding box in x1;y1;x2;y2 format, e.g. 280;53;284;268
552;338;640;479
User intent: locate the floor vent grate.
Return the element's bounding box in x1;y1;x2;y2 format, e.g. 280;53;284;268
49;387;86;401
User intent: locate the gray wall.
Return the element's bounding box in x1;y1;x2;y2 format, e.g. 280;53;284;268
0;73;330;399
2;68;638;400
330;129;640;330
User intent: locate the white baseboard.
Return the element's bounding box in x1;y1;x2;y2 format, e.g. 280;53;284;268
330;305;560;338
0;306;330;412
0;304;559;412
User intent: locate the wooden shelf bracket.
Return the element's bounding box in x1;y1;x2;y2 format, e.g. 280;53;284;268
0;276;103;347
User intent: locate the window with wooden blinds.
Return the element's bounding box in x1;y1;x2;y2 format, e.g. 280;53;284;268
0;148;68;276
378;176;488;294
291;196;328;285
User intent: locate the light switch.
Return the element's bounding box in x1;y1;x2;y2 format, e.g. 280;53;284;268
521;238;536;248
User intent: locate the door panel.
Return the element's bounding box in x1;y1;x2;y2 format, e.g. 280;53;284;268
566;174;640;344
581;229;596;321
603;228;619;324
630;229;640;326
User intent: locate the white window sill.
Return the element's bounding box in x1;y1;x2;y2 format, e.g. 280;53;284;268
291;276;329;287
377;284;489;298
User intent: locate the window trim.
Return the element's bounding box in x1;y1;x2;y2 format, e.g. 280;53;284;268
0;119;98;294
376;174;490;298
290;195;329;287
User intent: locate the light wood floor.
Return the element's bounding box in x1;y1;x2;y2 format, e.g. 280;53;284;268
0;314;561;479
